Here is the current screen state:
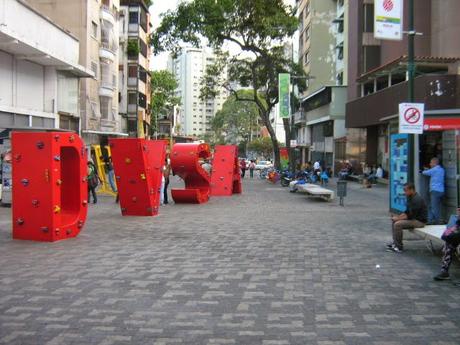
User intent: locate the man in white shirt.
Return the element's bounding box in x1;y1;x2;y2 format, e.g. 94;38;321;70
313;161;320;171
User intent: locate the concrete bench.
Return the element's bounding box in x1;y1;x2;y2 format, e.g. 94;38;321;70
410;225;460;256
347;174;362;183
296;183;334;201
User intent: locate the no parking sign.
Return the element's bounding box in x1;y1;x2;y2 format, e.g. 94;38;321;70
399;103;424;134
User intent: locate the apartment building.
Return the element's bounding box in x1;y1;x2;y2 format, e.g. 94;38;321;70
0;0;91;135
119;0;151;138
168;47;228;138
27;0;124;145
345;0;460;216
294;0;348;170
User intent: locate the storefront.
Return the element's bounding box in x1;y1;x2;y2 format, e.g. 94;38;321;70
389;114;460;218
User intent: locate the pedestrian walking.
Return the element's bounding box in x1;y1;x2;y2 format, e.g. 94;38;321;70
87;160;102;204
240;159;247;178
249;160;256;178
422;157;445;224
387;182;428;253
433;208;460;281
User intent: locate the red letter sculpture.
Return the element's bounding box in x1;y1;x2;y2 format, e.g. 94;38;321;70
12;132;88;242
109;139;166;216
210;145;242;196
171;143;211;204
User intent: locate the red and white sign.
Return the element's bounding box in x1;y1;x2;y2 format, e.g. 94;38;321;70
424;117;460;131
399;103;424;134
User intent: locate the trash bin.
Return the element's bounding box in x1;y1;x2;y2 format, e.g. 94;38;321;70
337;180;347;206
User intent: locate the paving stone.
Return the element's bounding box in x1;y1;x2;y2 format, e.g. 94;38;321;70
0;178;459;344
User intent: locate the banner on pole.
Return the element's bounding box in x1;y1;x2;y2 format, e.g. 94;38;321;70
278;73;290;119
374;0;403;41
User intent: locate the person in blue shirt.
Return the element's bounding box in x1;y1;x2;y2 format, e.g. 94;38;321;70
422;157;445;224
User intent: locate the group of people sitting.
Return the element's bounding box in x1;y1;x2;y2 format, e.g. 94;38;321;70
338;161;385;183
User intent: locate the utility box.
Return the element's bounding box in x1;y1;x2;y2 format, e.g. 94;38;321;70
210;145;242;196
110;139;166;216
12;132;88;242
337;180;347;206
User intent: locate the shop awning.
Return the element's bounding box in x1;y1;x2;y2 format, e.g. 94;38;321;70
424;117;460;131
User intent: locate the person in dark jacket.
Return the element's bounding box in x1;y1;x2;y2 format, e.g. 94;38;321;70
387;182;428;253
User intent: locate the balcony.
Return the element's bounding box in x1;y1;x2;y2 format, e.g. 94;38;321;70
100;5;116;26
346;75;460;128
293;111;306;125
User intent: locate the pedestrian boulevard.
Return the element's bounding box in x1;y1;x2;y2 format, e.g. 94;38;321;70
0;178;459;345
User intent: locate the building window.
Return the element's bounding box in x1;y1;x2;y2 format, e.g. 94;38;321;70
91;61;98;78
139;39;148;57
138;92;146;108
100;97;112;119
128;92;137;105
129;11;138;24
337;72;343;86
304;51;310;65
337;46;344;60
91;21;98;38
128;65;137;78
363;4;374;33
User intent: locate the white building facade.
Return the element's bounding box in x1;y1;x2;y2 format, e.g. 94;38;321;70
168;47;228;137
0;0;91;133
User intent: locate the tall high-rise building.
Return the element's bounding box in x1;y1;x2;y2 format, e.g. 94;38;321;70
294;0;348;170
168;47;228;137
26;0;124;144
118;0;151;138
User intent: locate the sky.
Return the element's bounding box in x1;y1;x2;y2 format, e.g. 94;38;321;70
149;1;179;71
149;0;297;71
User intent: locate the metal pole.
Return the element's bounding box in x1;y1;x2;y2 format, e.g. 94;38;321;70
408;0;416;185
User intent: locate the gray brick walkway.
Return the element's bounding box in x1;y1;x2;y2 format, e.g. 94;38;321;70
0;178;459;345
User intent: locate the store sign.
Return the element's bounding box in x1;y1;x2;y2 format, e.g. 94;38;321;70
278;73;290;119
399;103;424;134
424;117;460;131
374;0;403;41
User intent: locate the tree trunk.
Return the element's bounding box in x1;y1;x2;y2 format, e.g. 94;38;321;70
282;118;295;171
263;112;281;169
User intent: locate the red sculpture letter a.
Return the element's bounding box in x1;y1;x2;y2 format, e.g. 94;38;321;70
210;145;242;196
12;132;88;242
171;143;211;204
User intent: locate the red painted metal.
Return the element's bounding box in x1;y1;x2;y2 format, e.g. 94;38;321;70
12;132;88;242
171;143;211;204
210;145;242;196
424;117;460;131
109;139;166;216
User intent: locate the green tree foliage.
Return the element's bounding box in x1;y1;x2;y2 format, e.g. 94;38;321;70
151;0;306;169
150;70;181;135
212;90;260;144
247;137;275;159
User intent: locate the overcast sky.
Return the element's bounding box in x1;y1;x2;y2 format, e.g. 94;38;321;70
149;0;297;71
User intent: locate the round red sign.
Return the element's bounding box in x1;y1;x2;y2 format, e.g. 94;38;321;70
404;107;421;124
383;0;394;12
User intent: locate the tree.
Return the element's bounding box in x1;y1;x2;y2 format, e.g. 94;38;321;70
212;90;260;144
151;0;306;169
247;137;275;159
150;70;181;136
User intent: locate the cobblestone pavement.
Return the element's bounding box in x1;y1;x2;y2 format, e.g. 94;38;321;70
0;177;459;345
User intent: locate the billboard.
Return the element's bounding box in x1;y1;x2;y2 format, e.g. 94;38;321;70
374;0;403;41
278;73;290;118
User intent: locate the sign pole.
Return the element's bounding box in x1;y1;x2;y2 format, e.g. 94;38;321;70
407;0;418;187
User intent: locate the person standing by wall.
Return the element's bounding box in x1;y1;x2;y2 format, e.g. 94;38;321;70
422;157;445;225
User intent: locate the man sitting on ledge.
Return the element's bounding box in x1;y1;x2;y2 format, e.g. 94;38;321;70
387;182;428;253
